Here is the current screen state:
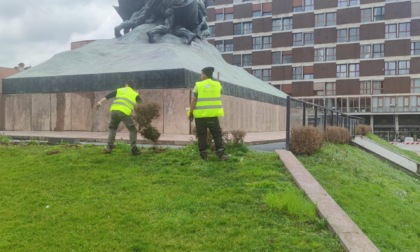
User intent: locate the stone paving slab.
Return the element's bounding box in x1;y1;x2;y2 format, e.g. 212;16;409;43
276;150;380;252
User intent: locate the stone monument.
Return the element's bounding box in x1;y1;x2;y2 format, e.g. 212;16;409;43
0;0;287;134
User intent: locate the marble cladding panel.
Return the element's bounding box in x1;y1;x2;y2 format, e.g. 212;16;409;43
139;89;165;133
0;94;4;130
162;88;190;134
51;93;72;131
4;94;32;130
218;95;286;132
70;93;94;131
93;90;112;132
31;94;51;131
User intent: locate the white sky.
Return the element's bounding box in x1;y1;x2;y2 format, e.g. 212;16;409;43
0;0;122;68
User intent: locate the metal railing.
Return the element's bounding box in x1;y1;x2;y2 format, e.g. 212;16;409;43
286;96;365;150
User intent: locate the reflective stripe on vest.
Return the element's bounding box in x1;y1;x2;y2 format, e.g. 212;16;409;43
193;79;224;118
110;87;139;116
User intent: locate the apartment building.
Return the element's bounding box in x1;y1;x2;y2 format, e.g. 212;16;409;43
206;0;420;138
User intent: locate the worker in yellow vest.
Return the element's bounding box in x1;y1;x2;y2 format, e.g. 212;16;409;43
95;80;141;155
188;67;229;161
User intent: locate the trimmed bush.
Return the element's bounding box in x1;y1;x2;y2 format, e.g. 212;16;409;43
230;130;246;144
324;126;351;144
356;124;372;136
289;126;324;155
133;102;161;144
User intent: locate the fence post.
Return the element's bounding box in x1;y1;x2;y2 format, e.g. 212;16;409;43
303;103;306;126
286;96;291;150
314;107;318;127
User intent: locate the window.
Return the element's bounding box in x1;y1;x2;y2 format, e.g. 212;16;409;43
361;8;372;23
234;23;242;35
315;47;336;61
225;13;233;20
304;0;314;11
304;32;314;45
224;40;233;52
315;13;325;27
208;26;215;37
233;55;241;66
373;7;385;21
385;24;397;38
372;44;384;58
262;36;272;49
253;69;271;81
386;23;410;39
325;83;336;96
360;45;371;59
349;28;359;41
326;48;336;61
399;23;410;37
283;17;293;30
242;54;252;66
252;2;272;17
360;81;371;94
337;64;347;78
349;63;360;77
360;43;384;58
303;66;314;79
293;67;303;80
314;48;324;62
326;12;336;26
253;37;262;49
385;61;410;75
385;61;396;75
282;51;292;63
215;13;224;21
243;22;252;34
373;81;383;94
411;79;420;93
293;0;303;12
338;0;359;7
215;41;224;52
272;52;281;64
293;33;303;46
337;29;347;42
412;42;420;55
398;61;410;75
272;19;282;31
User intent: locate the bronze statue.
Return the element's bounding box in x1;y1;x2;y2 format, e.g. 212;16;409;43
114;0;210;44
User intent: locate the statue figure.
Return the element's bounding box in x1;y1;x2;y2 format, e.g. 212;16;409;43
114;0;210;44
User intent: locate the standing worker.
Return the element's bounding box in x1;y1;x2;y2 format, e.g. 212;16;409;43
95;80;141;155
189;67;229;161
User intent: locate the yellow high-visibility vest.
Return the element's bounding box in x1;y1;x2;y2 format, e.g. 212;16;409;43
193;79;224;118
110;87;139;116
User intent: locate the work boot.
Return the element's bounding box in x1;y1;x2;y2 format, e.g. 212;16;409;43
104;145;113;154
217;149;229;161
199;151;208;161
131;146;141;156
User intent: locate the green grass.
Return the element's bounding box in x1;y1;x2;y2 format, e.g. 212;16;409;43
0;142;342;251
297;143;420;252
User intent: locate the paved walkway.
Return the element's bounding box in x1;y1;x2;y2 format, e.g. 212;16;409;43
0;130;286;146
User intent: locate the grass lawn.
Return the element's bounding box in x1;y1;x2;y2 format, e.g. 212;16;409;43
297;142;420;252
0;141;343;251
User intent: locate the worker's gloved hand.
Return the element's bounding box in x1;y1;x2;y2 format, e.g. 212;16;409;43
95;102;101;110
189;113;194;122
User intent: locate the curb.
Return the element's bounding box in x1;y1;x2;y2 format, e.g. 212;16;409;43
276;150;379;252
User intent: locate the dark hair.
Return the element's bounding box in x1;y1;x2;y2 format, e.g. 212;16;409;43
125;80;134;88
201;67;214;78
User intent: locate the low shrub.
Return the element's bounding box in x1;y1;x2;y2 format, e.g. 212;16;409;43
289;126;324;155
230;130;246;144
133;102;161;144
324;126;351;144
356;124;372;136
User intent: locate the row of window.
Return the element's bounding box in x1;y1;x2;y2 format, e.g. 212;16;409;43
216;42;420;64
248;61;412;82
312;79;420;97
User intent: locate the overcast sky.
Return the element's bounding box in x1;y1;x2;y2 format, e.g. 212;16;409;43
0;0;122;68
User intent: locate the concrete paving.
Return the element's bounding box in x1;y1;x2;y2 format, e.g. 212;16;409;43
277;150;380;252
352;135;420;175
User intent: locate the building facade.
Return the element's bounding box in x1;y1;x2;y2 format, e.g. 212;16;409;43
206;0;420;140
